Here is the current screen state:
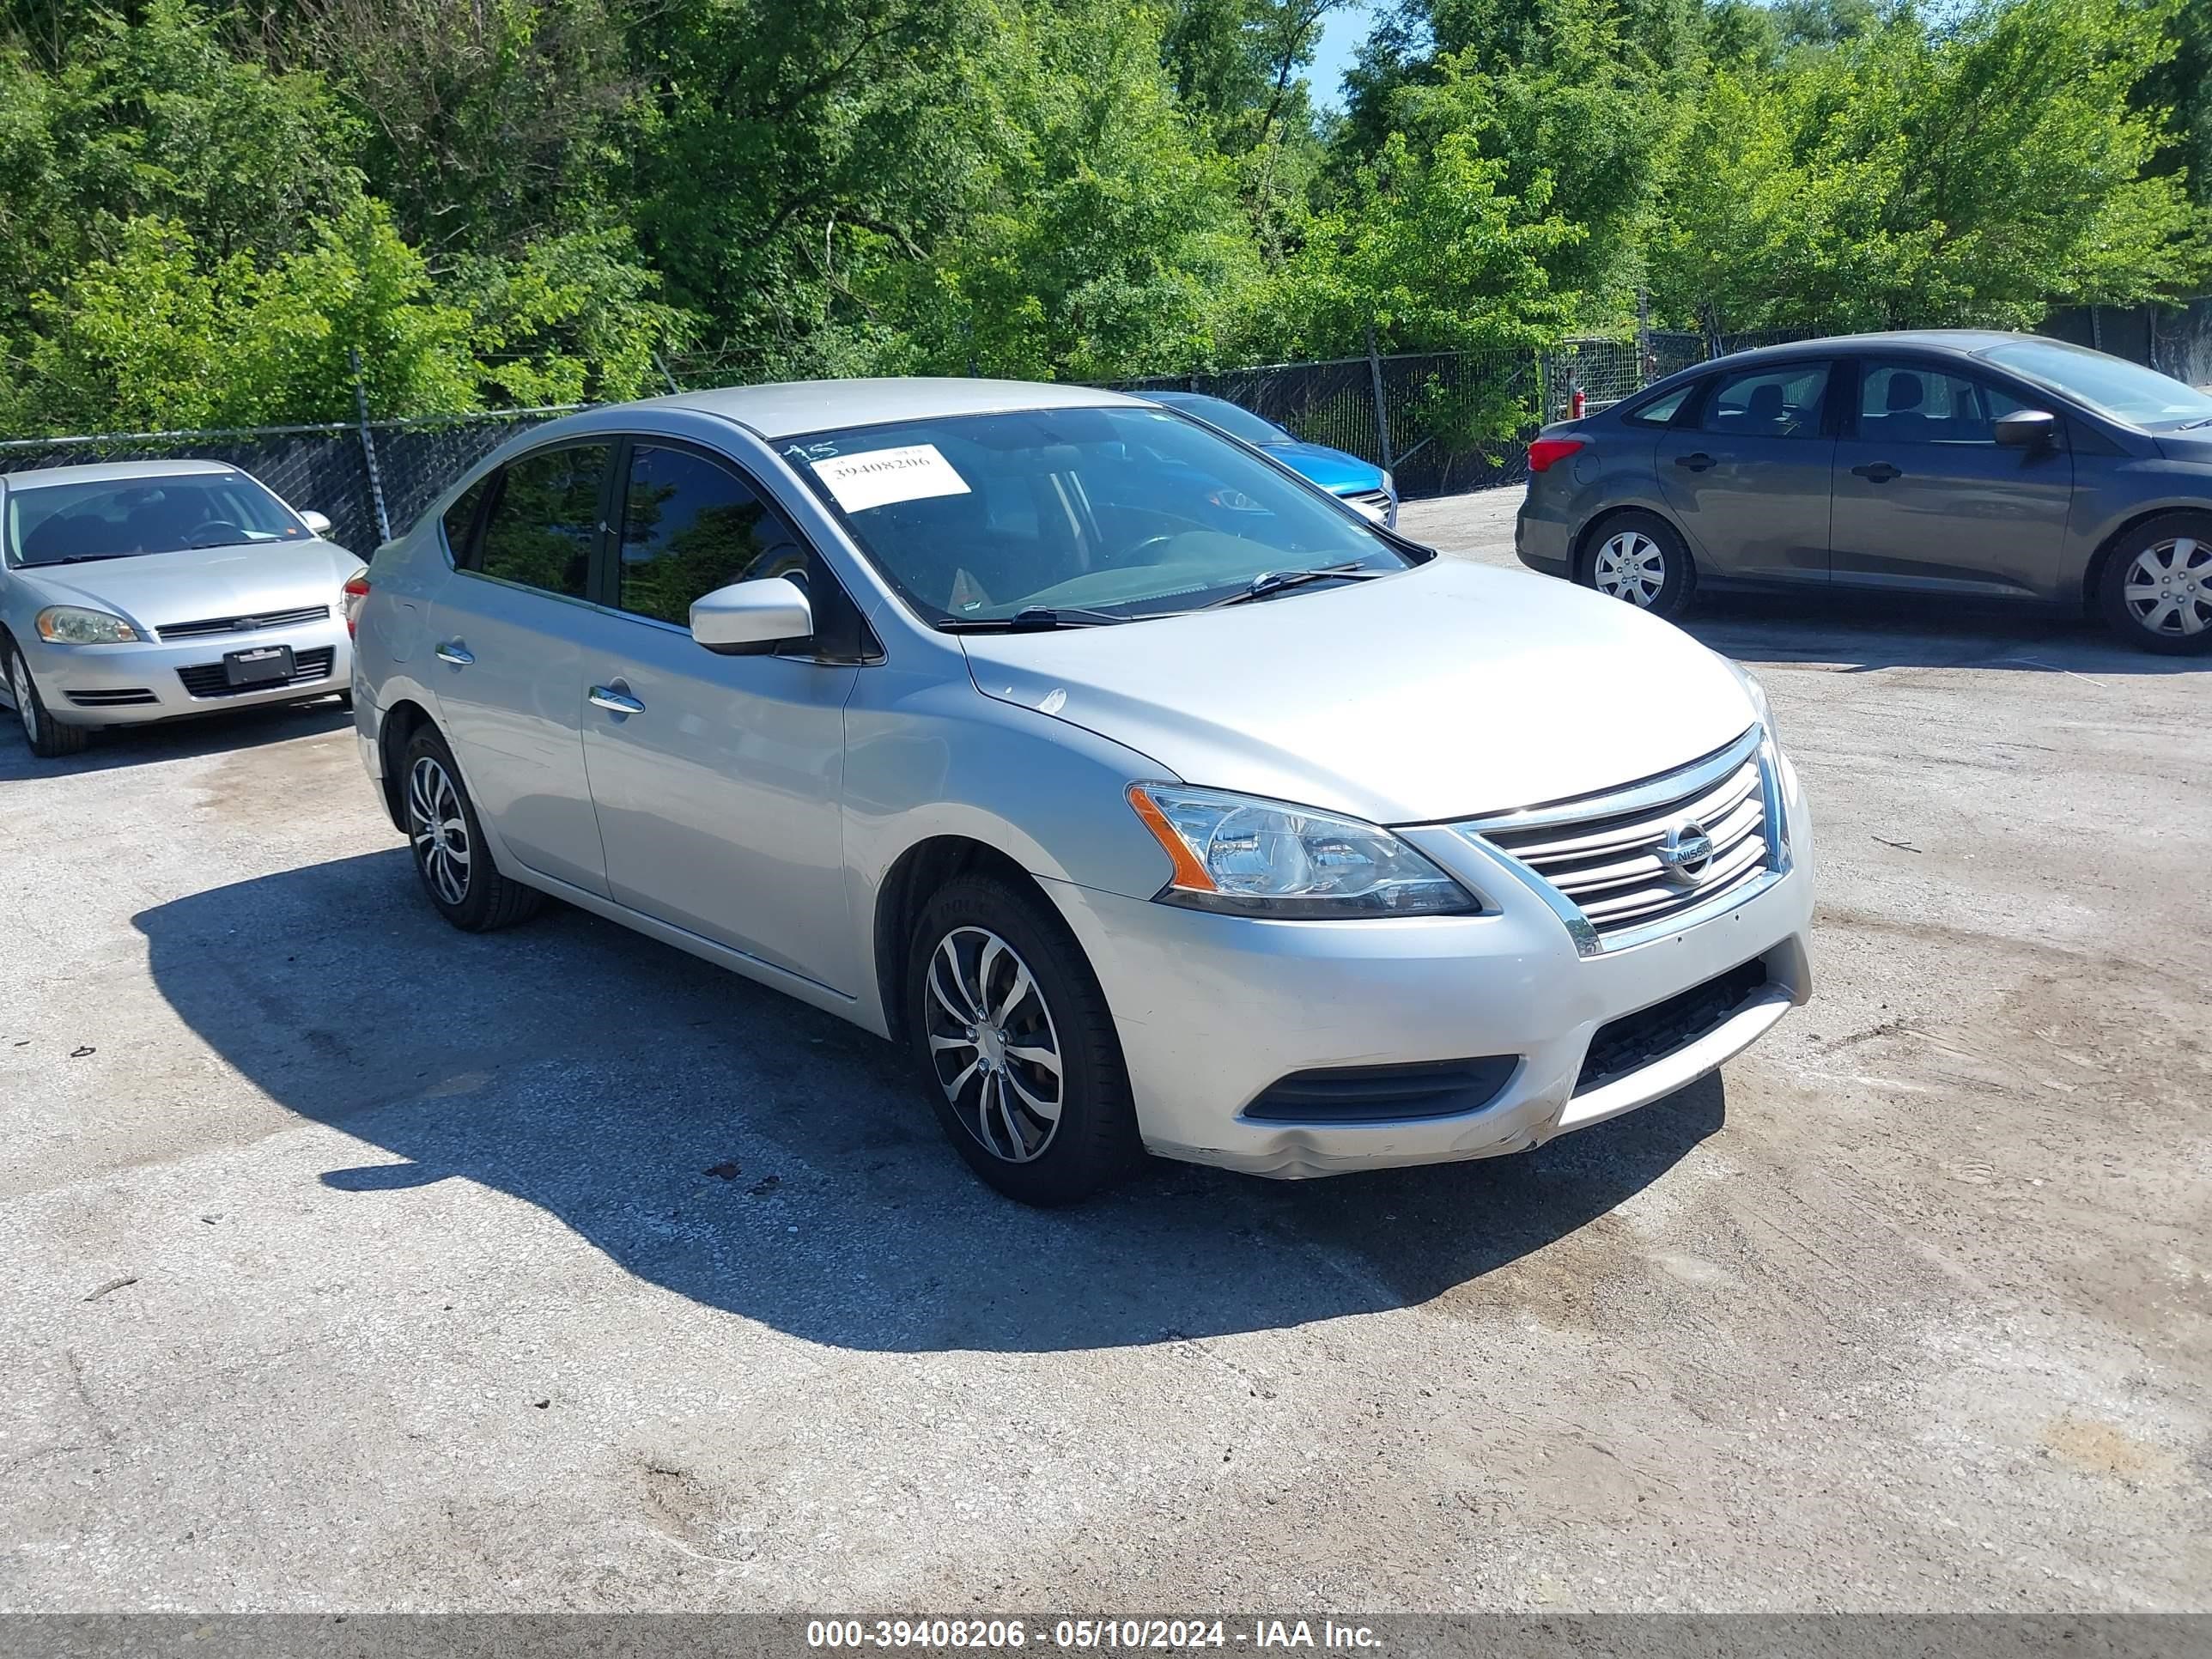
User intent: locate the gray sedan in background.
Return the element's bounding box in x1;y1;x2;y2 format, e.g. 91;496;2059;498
0;459;362;756
1516;331;2212;652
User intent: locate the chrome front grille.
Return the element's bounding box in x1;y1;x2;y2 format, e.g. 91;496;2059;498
1340;488;1395;522
1455;726;1784;954
156;605;330;641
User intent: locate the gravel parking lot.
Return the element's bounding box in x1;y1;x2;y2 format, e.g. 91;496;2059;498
2;486;2206;1613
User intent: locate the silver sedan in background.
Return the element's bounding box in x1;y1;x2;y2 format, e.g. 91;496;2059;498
0;459;363;757
352;379;1814;1205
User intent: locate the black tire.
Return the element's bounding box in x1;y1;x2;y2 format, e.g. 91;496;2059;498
3;635;90;758
399;725;544;932
2097;511;2212;655
1579;509;1698;620
906;873;1142;1205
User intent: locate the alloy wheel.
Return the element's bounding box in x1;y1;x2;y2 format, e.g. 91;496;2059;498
924;926;1064;1164
406;755;472;907
1594;531;1667;607
2121;537;2211;640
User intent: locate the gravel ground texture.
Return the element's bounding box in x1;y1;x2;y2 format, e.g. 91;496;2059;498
0;486;2205;1613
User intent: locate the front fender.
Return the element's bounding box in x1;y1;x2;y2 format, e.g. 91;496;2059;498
839;659;1177;1034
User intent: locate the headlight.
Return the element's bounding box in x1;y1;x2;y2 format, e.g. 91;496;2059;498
1126;783;1479;919
37;605;140;644
1730;660;1776;743
1380;471;1395;496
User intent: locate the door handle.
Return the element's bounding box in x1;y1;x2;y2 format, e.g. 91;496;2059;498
434;641;474;665
1852;462;1901;483
587;684;645;715
1674;453;1716;472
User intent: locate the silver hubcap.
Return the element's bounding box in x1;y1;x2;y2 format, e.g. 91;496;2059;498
12;655;33;741
1595;532;1667;606
2122;537;2211;637
925;926;1063;1164
406;756;472;908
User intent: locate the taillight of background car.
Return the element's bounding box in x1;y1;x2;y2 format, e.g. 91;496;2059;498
1527;438;1587;473
342;570;371;638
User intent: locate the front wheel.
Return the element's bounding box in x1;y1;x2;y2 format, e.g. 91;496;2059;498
1583;511;1697;620
906;874;1141;1205
2099;513;2212;653
3;638;89;758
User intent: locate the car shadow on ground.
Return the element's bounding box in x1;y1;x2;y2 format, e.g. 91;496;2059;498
133;848;1723;1354
0;696;351;781
1676;589;2212;677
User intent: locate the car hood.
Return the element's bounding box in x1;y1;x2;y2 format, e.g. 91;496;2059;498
1262;440;1387;495
961;558;1758;824
2153;431;2212;465
13;539;360;632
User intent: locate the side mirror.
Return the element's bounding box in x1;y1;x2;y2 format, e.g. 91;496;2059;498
690;575;812;656
300;509;334;538
1993;409;2057;449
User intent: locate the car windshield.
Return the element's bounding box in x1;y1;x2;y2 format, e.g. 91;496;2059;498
1978;340;2212;431
1153;393;1293;447
4;472;310;568
783;405;1411;625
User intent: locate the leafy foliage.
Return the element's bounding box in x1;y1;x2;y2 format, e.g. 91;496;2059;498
0;0;2205;434
1648;0;2200;332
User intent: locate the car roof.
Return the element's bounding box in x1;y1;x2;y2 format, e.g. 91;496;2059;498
589;377;1154;442
0;458;241;492
1709;329;2035;368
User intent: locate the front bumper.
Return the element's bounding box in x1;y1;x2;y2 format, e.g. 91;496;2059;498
20;621;352;726
1042;759;1814;1177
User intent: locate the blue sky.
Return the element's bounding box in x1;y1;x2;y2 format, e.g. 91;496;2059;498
1307;3;1377;111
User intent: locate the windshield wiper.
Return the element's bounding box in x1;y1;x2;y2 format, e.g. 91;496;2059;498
43;552;140;566
1205;562;1389;608
937;605;1143;633
2177;416;2212;430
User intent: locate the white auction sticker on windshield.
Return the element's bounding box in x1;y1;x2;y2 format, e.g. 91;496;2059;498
810;444;972;514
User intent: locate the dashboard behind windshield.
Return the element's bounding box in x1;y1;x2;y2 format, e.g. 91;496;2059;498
782;405;1408;625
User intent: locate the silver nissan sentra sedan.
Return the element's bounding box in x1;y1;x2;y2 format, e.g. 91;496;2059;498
352;379;1815;1204
1;459;362;757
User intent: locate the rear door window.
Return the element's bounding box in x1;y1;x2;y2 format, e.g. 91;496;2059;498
470;444;609;599
1701;363;1831;440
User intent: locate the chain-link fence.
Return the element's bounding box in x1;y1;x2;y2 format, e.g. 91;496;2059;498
5;301;2207;529
1121;331;1760;495
0;406;582;556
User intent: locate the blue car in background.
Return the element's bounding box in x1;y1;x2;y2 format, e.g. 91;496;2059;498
1146;391;1399;527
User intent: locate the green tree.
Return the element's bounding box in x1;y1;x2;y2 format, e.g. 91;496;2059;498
4;204;477;432
1256;128;1582;358
864;0;1262;380
1650;0;2201;332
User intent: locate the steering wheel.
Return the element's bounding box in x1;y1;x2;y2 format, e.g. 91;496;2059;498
184;520;249;549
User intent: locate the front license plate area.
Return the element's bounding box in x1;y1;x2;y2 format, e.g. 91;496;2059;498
223;644;294;687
